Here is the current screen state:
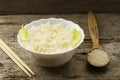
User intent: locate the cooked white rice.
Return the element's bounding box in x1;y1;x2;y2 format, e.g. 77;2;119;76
21;22;75;54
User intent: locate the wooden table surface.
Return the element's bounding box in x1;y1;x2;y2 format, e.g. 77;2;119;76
0;13;120;80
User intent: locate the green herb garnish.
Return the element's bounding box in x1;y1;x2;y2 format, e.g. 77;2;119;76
20;25;29;42
72;28;82;47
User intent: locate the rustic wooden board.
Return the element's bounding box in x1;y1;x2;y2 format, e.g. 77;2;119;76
0;14;120;80
0;0;120;14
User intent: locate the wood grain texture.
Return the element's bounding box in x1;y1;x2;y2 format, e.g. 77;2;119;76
0;14;120;80
0;0;120;14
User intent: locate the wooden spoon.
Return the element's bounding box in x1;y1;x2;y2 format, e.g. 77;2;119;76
87;11;110;67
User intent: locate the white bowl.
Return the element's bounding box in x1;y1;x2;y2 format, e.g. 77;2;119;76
17;18;85;67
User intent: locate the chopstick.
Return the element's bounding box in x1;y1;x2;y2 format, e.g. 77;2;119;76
0;39;35;77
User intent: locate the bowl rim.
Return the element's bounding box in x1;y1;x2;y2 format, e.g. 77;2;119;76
17;18;85;55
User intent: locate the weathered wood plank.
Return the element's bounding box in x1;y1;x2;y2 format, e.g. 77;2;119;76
0;13;120;40
0;14;120;80
0;0;120;14
0;41;120;80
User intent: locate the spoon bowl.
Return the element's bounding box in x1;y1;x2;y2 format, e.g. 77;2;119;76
87;48;110;67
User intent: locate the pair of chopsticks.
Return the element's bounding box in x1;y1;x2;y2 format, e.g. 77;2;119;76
0;39;35;77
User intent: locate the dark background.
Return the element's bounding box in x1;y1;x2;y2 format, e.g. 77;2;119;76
0;0;120;15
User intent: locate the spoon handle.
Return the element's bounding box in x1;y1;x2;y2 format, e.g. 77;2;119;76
88;11;100;48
